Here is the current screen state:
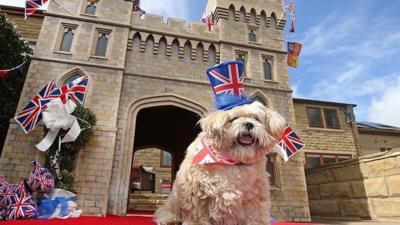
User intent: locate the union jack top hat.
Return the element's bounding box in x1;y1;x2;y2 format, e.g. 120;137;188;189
206;61;253;110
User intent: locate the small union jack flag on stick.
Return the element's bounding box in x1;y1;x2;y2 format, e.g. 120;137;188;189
276;126;305;160
15;81;59;134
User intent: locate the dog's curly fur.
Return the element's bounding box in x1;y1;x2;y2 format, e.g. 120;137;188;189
154;101;286;225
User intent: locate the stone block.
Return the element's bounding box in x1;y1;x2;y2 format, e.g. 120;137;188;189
372;198;400;219
331;164;363;182
351;180;367;198
339;199;371;219
320;182;352;198
365;157;399;177
387;175;400;197
309;199;340;217
306;170;334;185
307;185;320;200
364;177;388;197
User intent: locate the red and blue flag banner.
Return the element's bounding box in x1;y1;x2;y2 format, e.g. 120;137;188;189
0;58;28;78
25;0;48;19
192;139;237;165
14;81;59;134
287;41;302;68
201;14;214;31
49;75;89;105
277;126;305;158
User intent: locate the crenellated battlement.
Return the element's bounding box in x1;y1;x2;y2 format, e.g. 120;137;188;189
131;12;220;41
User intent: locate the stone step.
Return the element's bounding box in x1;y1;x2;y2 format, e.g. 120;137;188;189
128;193;169;211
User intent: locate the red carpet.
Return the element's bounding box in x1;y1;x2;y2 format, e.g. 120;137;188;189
3;215;315;224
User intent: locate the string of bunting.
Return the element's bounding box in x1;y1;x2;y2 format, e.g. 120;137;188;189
0;57;28;78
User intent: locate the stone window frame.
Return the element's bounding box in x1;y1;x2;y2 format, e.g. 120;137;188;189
160;150;172;168
90;28;112;59
234;49;249;78
80;0;100;17
306;106;341;129
305;152;352;169
266;153;282;189
54;23;78;54
261;54;274;81
247;25;259;43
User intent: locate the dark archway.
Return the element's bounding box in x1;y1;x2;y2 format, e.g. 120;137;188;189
133;105;201;180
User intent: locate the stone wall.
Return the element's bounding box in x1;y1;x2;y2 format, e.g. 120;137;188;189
133;148;172;193
359;132;400;156
306;150;400;220
293;101;358;156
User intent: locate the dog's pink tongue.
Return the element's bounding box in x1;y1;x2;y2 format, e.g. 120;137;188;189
240;136;253;144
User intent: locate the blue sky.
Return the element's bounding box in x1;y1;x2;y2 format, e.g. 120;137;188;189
1;0;399;126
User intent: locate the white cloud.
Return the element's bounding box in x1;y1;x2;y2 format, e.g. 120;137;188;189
141;0;190;21
366;76;400;127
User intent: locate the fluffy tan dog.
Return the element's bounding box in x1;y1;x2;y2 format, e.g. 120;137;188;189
154;101;286;225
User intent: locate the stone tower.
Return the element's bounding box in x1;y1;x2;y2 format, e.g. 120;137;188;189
0;0;310;221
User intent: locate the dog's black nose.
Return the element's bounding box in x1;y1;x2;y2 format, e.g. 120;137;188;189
244;122;254;130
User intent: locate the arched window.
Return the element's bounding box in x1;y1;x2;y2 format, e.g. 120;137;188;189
62;73;82;85
250;8;257;24
248;30;257;42
252;95;268;106
270;13;277;29
228;4;235;21
239;7;246;23
132;32;141;52
263;57;273;80
260;11;267;27
236;51;247;76
208;44;216;63
59;28;75;52
85;0;98;15
158;37;167;56
183;41;191;60
196;43;204;62
144;35;154;55
95;32;109;56
171;39;179;58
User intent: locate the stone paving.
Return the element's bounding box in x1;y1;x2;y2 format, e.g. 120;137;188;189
312;219;400;225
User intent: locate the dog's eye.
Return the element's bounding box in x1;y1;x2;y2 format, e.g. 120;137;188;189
229;117;239;123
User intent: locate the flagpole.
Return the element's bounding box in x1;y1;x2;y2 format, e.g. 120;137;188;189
276;7;287;27
52;0;74;16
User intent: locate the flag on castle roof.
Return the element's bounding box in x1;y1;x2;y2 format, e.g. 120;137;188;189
202;13;214;31
25;0;48;19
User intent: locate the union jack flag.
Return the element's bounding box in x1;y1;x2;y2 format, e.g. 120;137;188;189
14;81;59;134
25;0;48;19
207;61;245;97
192;139;237;165
277;126;304;158
49;75;89;105
201;14;214;31
5;184;36;220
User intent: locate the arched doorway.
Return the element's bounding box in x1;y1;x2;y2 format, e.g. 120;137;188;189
128;105;201;212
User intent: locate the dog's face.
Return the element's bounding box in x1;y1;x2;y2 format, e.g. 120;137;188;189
200;101;286;164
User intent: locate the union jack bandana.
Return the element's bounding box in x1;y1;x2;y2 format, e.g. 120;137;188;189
192;139;238;165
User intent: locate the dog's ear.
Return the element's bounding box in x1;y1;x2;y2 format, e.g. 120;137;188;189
199;110;229;134
265;108;286;138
